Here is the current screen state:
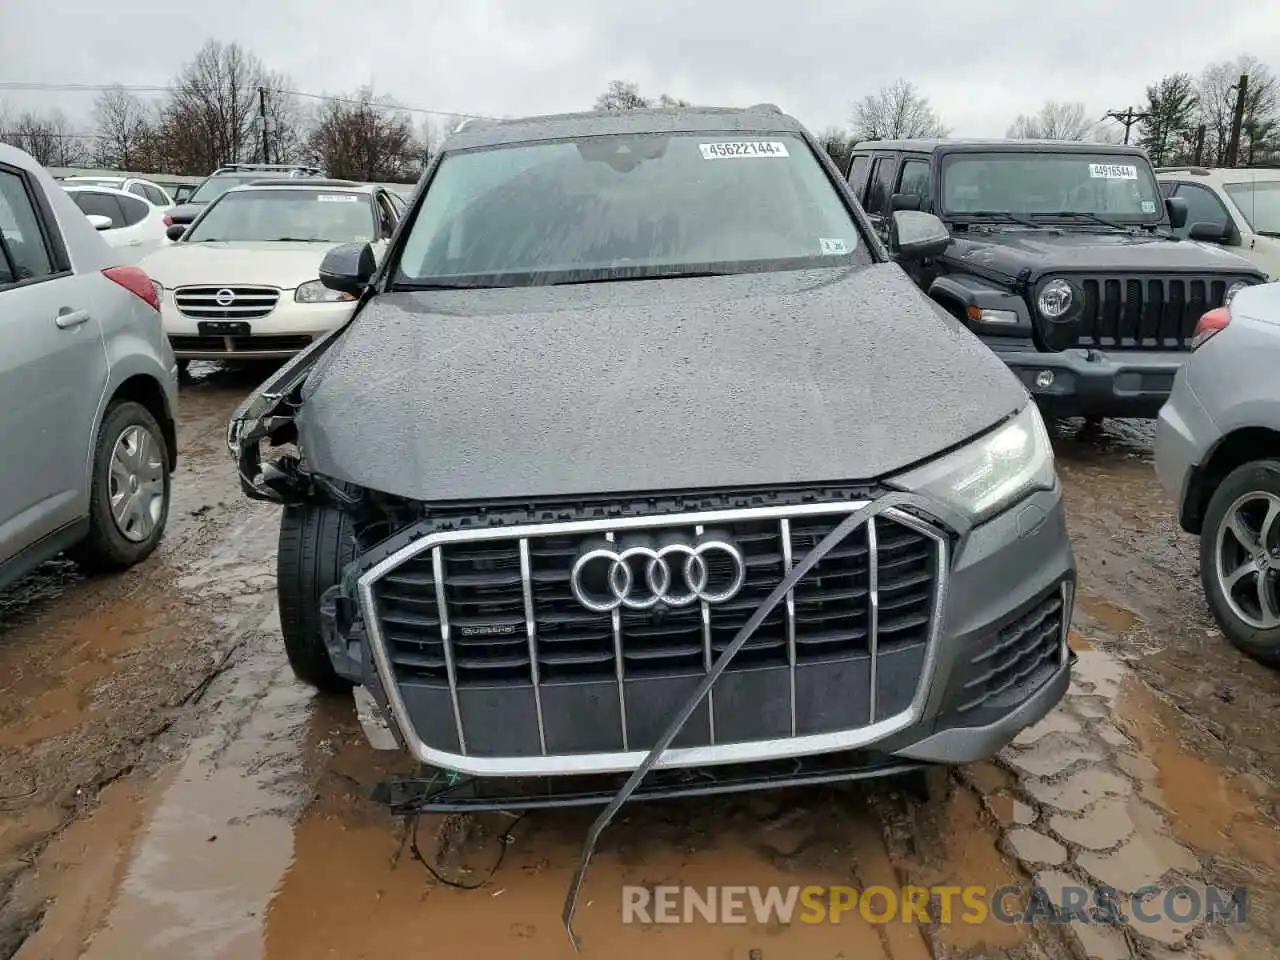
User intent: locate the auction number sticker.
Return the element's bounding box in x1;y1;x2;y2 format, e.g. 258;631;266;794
699;141;790;159
317;194;360;202
819;238;849;254
1088;163;1137;180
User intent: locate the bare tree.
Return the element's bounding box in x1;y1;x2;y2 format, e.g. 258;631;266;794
4;110;87;166
850;79;948;141
159;40;268;173
1197;55;1279;166
92;85;159;170
1006;101;1094;140
306;87;423;182
259;76;307;164
593;81;690;112
816;126;852;166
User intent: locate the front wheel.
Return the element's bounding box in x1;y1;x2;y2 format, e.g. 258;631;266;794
1200;459;1280;667
277;503;357;693
68;400;171;573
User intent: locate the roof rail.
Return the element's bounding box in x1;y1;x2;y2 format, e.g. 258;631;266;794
246;177;365;187
1154;166;1211;176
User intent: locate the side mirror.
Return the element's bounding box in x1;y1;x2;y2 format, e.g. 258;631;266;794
166;224;187;242
889;210;950;261
891;193;921;212
1187;221;1229;243
87;214;113;231
319;241;377;296
1165;196;1188;230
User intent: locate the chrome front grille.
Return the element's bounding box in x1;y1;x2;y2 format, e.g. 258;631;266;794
174;285;279;320
360;502;948;766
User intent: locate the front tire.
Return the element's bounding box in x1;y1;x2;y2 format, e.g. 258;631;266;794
68;400;171;574
1200;460;1280;667
277;503;357;693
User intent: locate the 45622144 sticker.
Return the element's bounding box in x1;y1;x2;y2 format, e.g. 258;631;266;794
699;141;790;160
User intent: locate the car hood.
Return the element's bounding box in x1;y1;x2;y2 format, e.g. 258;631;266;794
295;263;1028;503
944;228;1266;280
168;201;206;222
141;241;337;289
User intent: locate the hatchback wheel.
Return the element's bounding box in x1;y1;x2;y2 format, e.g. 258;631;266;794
68;400;171;573
1200;459;1280;667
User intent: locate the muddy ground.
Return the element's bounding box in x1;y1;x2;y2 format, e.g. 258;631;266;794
2;365;1279;960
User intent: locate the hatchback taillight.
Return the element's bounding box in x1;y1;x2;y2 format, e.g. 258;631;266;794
1192;306;1230;350
163;214;174;226
103;265;160;311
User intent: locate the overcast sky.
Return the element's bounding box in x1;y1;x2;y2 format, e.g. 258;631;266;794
3;0;1279;139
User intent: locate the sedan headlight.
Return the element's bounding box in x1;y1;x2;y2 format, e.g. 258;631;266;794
888;403;1056;522
152;280;164;303
295;279;354;303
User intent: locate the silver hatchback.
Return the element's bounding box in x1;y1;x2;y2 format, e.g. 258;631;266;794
1156;281;1280;665
0;143;178;589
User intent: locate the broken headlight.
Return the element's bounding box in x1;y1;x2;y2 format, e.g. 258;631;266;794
887;403;1056;523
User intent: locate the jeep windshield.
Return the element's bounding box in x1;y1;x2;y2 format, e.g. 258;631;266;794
392;132;869;288
940;152;1164;225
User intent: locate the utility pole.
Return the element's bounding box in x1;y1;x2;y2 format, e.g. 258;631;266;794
258;86;269;163
1104;105;1150;145
1225;73;1248;168
1193;124;1206;166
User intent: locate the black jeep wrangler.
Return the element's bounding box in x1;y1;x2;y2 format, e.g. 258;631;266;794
844;139;1267;419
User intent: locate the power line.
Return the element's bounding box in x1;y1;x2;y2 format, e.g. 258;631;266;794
0;80;496;120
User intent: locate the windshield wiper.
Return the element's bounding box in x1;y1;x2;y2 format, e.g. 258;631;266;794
957;211;1043;228
1032;210;1128;230
1257;229;1280;239
273;237;332;242
543;270;734;286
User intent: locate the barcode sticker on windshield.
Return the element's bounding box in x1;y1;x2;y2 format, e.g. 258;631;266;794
819;238;849;254
1089;163;1137;180
317;194;359;202
699;141;790;159
1141;200;1157;213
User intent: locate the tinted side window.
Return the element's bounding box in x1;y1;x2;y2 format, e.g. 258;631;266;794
1158;181;1177;199
117;194;150;227
142;185;169;206
1174;183;1230;238
897;159;932;211
128;183;149;200
847;155;871;198
375;193;397;236
0;168;55;283
72;191;125;226
866;157;896;217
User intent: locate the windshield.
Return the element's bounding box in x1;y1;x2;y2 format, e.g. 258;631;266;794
394;132;866;287
1224;180;1280;236
941;152;1164;222
183;189;375;243
189;174;262;203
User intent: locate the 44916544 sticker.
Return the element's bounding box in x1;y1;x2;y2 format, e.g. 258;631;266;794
699;141;790;159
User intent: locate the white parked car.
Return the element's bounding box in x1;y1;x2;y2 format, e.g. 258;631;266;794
1156;167;1280;279
64;185;171;264
139;178;404;371
62;175;174;208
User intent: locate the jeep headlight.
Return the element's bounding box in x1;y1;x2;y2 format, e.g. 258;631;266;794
1037;278;1074;319
1225;281;1249;304
295;279;354;303
888;403;1056;522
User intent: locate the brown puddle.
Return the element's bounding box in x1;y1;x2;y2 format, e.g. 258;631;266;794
1075;593;1141;637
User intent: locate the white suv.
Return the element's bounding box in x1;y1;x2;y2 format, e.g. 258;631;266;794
61;175;174;209
1156;167;1280;279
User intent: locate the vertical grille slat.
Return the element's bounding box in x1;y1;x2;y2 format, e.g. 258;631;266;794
866;516;880;724
780;518;797;736
1067;273;1249;350
518;539;548;755
432;547;467;754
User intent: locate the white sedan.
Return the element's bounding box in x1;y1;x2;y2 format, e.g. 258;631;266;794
64;185;170;264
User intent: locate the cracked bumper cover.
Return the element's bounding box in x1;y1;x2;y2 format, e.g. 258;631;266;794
323;486;1075;776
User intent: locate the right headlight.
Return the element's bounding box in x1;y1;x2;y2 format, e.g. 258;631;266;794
887;403;1056;522
1037;278;1074;319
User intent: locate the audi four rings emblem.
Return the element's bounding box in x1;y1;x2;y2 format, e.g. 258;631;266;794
214;288;236;306
570;536;748;612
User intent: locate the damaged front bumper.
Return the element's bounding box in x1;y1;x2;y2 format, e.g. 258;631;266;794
321;484;1076;808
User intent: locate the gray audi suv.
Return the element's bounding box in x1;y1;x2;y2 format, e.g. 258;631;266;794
229;105;1076;810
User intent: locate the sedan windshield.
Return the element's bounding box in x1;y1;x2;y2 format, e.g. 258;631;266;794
189;174;262;204
1224;180;1280;236
941;152;1164;222
183;189;375;243
394;132;866;287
